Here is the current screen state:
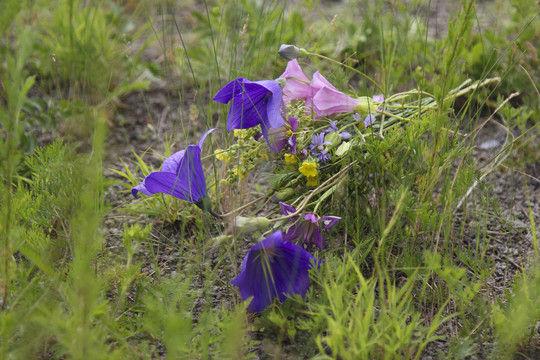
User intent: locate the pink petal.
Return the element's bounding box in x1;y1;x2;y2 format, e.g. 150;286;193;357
279;59;312;103
313;86;359;117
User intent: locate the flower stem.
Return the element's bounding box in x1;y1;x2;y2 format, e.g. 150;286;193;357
208;208;223;219
307;52;385;94
219;195;268;218
269;161;357;223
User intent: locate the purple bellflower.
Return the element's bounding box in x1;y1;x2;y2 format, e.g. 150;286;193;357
279;202;341;249
268;116;298;153
231;230;319;312
213;78;286;149
132;128;216;212
310;132;332;163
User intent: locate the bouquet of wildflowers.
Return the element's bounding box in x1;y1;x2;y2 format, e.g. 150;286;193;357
131;44;499;312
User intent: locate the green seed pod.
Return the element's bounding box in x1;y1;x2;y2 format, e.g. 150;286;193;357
324;131;341;148
233;216;271;234
272;188;296;203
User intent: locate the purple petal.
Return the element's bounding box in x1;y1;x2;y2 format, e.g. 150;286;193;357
311;227;325;249
176;145;207;201
228;81;272;131
198;128;217;148
283;222;306;242
214;78;285;133
131;183;152;198
267;126;288;153
364;114;376;128
288;135;297;154
141;146;206;203
142;171;195;202
255;80;285;130
279;202;297;217
289;116;299;131
320;216;341;229
231;231;318;312
304;213;319;224
212;78;248;104
131;129;214;203
161;150;185;174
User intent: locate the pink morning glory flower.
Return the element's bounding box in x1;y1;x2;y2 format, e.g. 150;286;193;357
279;59;312;104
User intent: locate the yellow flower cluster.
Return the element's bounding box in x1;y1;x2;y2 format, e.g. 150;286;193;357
215;149;232;162
233;166;247;179
299;161;318;187
233;129;248;138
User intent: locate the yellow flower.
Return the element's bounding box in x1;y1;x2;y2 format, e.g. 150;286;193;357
215;149;231;162
259;150;269;161
306;176;318;187
299;161;317;178
233;166;246;179
284;153;299;164
233;129;248;138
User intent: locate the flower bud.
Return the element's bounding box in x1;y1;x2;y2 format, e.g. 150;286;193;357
233;216;270;234
353;96;379;115
272;188;296;203
278;44;308;61
211;234;233;245
324;132;341;148
276;77;286;87
335;141;351;157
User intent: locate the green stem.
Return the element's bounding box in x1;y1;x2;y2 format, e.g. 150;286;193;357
307;52;385;94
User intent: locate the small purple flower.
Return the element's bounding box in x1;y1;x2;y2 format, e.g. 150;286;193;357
354;112;376;129
310;132;332;163
323;120;338;134
231;230;319;312
132;128;216;210
323;120;351;139
363;114;376;128
279;202;341;249
267;116;298;153
213;78;285;147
